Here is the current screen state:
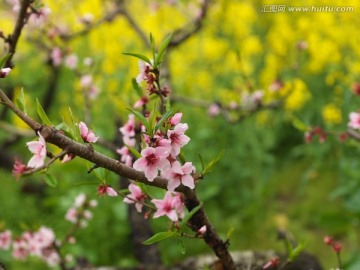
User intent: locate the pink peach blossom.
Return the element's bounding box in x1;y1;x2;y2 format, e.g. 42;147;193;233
0;230;12;250
79;121;99;143
50;47;62;66
26;132;47;168
0;67;11;78
97;184;118;197
208;103;220;117
170;112;182;126
123;183;146;212
64;54;78;70
163;161;195;191
151;192;182;221
12;159;30;179
136;60;151;84
133;146;170;181
119;114;136;137
348;112;360;129
167;123;190;157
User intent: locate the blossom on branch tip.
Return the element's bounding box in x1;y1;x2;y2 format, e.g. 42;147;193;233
65;207;78;223
163;161;195;191
119;114;136;137
136;60;151;84
80;74;93;88
170;113;182;126
97;184;118;197
348;112;360;129
0;67;11;78
12;159;30;179
26;132;47;168
79;122;99;143
151;192;184;221
197;225;207;236
62;153;75;163
262;257;279;269
133;146;170;181
134;96;149;108
167;123;190;157
208;103;220;117
64;54;78;70
352;82;360;96
50;47;62;66
123;183;146;212
0;230;12;250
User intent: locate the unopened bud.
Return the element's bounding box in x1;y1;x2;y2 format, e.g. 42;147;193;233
0;67;11;78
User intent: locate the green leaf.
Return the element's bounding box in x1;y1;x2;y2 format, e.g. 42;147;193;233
203;149;225;175
0;53;12;68
143;231;178;245
123;52;152;65
289;243;305;262
291;116;308;132
150;32;156;62
180;204;202;229
155;33;173;66
44;173;58;188
177;238;186;254
68;107;80;141
154;109;172;133
226;225;235;239
126;144;141;158
132;78;143;96
198;153;205;172
127;108;150;133
15;87;27;115
36;98;53;126
147;105;158;137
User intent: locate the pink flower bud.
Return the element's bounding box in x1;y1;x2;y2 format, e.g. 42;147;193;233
0;67;11;78
352;82;360;95
304;131;312;143
338;133;348;142
324;236;333;245
263;257;279;269
332;242;342;253
97;184;118;197
197;225;207;236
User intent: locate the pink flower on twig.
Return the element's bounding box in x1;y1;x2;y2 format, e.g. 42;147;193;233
12;159;30;179
151;192;184;221
0;67;11;78
79;122;99;143
0;230;12;250
26;132;47;168
123;183;146;212
133;146;170;181
163;161;195;191
167;123;190;157
348;112;360;129
97;184;118;197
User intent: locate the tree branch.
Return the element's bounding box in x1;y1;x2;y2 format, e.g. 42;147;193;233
0;88;236;269
4;0;32;68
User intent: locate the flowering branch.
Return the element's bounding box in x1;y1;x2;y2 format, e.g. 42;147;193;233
21;150;68;176
0;88;236;268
